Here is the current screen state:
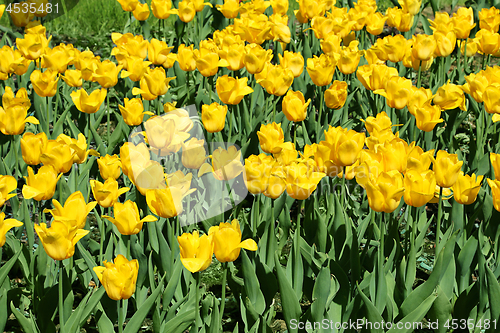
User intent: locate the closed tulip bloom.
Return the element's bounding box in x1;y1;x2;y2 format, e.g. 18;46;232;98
216;76;254;105
404;169;436;207
182;138;207;169
412;34;437;61
269;14;291;43
453;172;483;205
216;0;240;19
462;72;488;103
176;44;197;72
41;45;74;74
176;0;196;23
433;82;466;111
307;54;336;87
264;163;286;199
201;102;228;133
0;175;17;207
376;138;410;173
244;154;274;194
0;46;23;75
366;12;388;35
434;150;463;188
282;90;310;122
399;0;422;15
0;212;22;247
131;160;166;195
452;7;475;39
142;67;175;97
103;200;157;235
194;48;227;77
365;170;405;213
0;103;39;136
257;122;285;154
323;126;366;167
90;179;129;208
118;98;153;126
356;64;399;91
35;220;89;261
57;133;99;165
178;231;214;273
374;76;413;110
116;0;139;11
120;142;151;181
133;2;150;20
386;7;414;32
97;155;122;180
406;146;435;173
243;44;273;75
61;69;83;87
132;77;158;101
474;29;500;55
30;69;59;97
434;30;456;57
487;179;500;212
415;102;444;132
208;219;257;262
21;132;47;165
16;33;44;60
218;41;245;71
93;255;139;301
278;51;304;78
40;140;76;174
255;63;294;96
294;0;326;23
325;81;348;109
198;146;245;181
337;41;361;75
147;39;174;65
479;7;500;32
152;0;172;18
44;191;97;229
143;116;190;154
491;153;500;180
483;84;500;114
10;3;34;27
363;111;393;135
70;88;107;114
285;160;326;200
146;186;186;218
321;35;342;57
121;56;151;82
93;60;123;88
408;86;433;116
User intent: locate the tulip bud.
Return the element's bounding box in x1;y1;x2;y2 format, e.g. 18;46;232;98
208;219;257;262
21;132;47;165
282;90;310;122
93;255;139;300
325;81;347;109
257;122;285;154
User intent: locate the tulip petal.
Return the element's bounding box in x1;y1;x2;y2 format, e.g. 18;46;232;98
22;185;43;200
180;258;204;273
140;215;158;223
197;163;213;178
239;238;258;251
25;116;40;125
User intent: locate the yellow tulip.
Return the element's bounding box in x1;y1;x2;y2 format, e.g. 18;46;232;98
399;0;422;15
479;7;500;33
120;56;151;82
243;43;273;75
208;219;257;262
451;7;475;39
116;0;139;11
176;0;196;23
97;154;122;180
337;41;361;75
491;153;500;180
198;146;244;181
0;212;22;247
30;69;59;97
118;98;154;126
176;44;197;72
44;191;97;229
257;122;285;154
233;14;272;44
93;255;139;301
434;30;457;57
182;138;207;169
433;82;466;111
10;3;34;27
35;220;89;261
133;2;150;20
433;150;463;188
103;200;157;235
132;160;168;195
16;33;45;60
414;102;444;132
376;138;410;173
285;160;326;200
356;64;399;91
412;34;437;61
244;154;274;194
294;0;326;23
216;0;240;19
152;0;172;18
141;67;175;97
403;169;436;207
385;7;414;32
93;60;123;88
483;84;500;115
177;231;214;272
0;103;39;136
216;75;254;105
146;187;186;218
120;142;151;181
90;179;130;208
453;172;483;205
324;81;348;110
365;170;405;213
307;54;336;87
255;63;294;96
264;163;286;199
322;126;366;167
40;140;75;174
61;69;83;87
474;29;500;55
56;133;99;164
282;90;310;122
143;115;190;154
366;12;388;35
0;175;17;207
194;47;227;77
22;165;61;201
408;86;433;116
20;132;45;165
147;38;174;66
70;88;107;114
201;102;228;133
278;51;304;78
406;146;435;173
487;179;500;212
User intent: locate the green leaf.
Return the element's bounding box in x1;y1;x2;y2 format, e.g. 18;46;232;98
486;265;500;323
0;250;21;287
274;252;301;333
356;283;384;333
426;286;452;333
163;309;196;333
241;252;266;314
387;293;437;333
10;301;38;333
311;266;331;323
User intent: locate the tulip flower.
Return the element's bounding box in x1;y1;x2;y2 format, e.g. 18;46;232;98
479;7;500;33
366;12;388;35
61;69;83;87
233;14;272;44
474;29;500;55
10;4;34;27
399;0;422;15
216;0;240;19
35;220;89;261
307;54;336;87
120;56;152;82
176;44;197;72
255;63;294;96
243;43;273;75
483;85;500;115
103;200;157;235
143;115;190;155
147;39;174;65
406;146;435;173
22;166;61;201
0;103;39;136
118;98;154;126
337;41;361;75
120;142;151;181
70;88;107;114
404;169;436;207
208;219;257;263
487;179;500;212
140;67;175;98
244;154;274;194
414;102;444;132
0;212;22;247
294;0;326;23
201;102;228;133
321;35;342;57
146;184;192;218
365;170;405;213
152;0;172;18
433;82;466;111
433;150;463;188
16;33;45;60
0;175;17;207
97;155;122;180
217;40;245;71
56;133;99;164
411;34;437;61
491;153;500;180
44;191;97;229
264;163;286;199
133;2;150;20
93;255;139;301
434;31;456;57
30;69;59;97
324;81;348;109
451;7;475;39
40;140;75;174
177;231;214;273
116;0;139;11
216;76;254;105
278;51;304;78
194;47;228;77
182;138;207;169
90;179;130;208
376;138;410;173
257;122;285;154
322;126;366;167
93;60;123;88
282;90;310;122
174;0;196;23
386;7;414;32
408;87;433;116
198;146;244;181
453;172;483;205
285;160;326;200
356;64;399;91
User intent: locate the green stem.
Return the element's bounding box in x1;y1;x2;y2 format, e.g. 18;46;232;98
482;53;487;71
341;166;346;207
126;235;131;259
416;63;422;89
456;41;462;81
46;96;50;136
436;186;443;258
186;71;191;103
59;261;65;332
118;299;124;333
272;95;276;123
316;86;324;140
219;263;227;331
195;272;201;328
463;39;468;74
11;136;20;179
106;92;110;149
228;107;233;143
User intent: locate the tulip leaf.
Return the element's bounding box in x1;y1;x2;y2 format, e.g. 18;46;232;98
386;292;437;333
486;265;500;323
274;252;301;333
457;235;478;294
241;251;267;314
63;286;105;333
356;283;384;333
427;286;452;333
75;242;100;285
10;301;39;333
162;258;182;309
311;266;331;323
163;309;196;333
123;273;166;333
0;250;21;288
